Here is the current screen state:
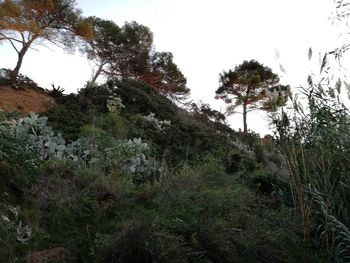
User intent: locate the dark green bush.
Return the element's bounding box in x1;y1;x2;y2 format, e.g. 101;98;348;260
46;105;89;140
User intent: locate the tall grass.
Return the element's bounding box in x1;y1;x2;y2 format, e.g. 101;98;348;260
272;80;350;261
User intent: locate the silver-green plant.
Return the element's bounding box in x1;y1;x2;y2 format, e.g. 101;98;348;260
144;112;171;132
105;138;159;184
5;112;98;164
105;138;149;172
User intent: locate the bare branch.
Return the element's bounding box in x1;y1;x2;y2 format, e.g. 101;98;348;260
28;46;39;52
20;32;26;42
7;39;20;54
0;33;22;44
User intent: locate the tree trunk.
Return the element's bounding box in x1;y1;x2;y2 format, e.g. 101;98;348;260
10;45;30;83
243;101;248;133
91;62;105;83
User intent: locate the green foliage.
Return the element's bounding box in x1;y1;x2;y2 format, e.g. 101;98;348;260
190;101;226;123
0;113;42;201
0;74;326;261
143;51;190;101
47;83;65;99
46;105;89;140
84;17;153;81
12;112;99;163
100;113;128;139
77;82;112;114
101;79;236;166
83;17;188;100
0;138;324;263
106;94;124;114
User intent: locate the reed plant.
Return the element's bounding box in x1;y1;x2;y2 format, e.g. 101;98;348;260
272;78;350;261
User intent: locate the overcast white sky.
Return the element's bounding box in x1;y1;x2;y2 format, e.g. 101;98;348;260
0;0;346;135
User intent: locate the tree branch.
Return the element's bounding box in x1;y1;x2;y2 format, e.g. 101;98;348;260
7;38;20;54
20;32;26;42
0;33;22;44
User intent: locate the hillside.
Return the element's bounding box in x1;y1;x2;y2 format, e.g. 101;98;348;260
0;78;327;263
0;85;55;113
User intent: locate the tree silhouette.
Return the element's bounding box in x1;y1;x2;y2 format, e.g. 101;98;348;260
215;60;290;133
0;0;93;82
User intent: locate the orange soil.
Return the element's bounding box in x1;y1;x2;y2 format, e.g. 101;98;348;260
0;85;55;113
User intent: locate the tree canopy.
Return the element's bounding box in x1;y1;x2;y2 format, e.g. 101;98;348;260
83;18;153;82
0;0;93;82
216;60;290;132
82;16;121;82
140;51;190;101
83;18;189;100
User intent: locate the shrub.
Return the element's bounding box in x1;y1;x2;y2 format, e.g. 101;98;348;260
46;105;88;141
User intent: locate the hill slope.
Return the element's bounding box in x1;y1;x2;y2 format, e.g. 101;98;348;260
0;79;325;262
0;85;55;113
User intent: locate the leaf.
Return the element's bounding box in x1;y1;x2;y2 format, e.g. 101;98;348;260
336;78;342;94
320;53;328;73
56;145;65;151
307;75;313;87
343;81;350;92
308;47;313;60
279;64;286;74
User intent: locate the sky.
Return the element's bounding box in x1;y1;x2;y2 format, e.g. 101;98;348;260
0;0;346;135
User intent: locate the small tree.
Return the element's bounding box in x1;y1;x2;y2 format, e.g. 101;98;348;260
215;59;290;133
0;0;93;82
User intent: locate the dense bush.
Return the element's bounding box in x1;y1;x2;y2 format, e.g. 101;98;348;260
46;105;89;141
48;79;239;167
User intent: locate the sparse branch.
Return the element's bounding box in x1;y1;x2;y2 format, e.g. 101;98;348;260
0;33;22;44
20;32;26;43
7;38;20;54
